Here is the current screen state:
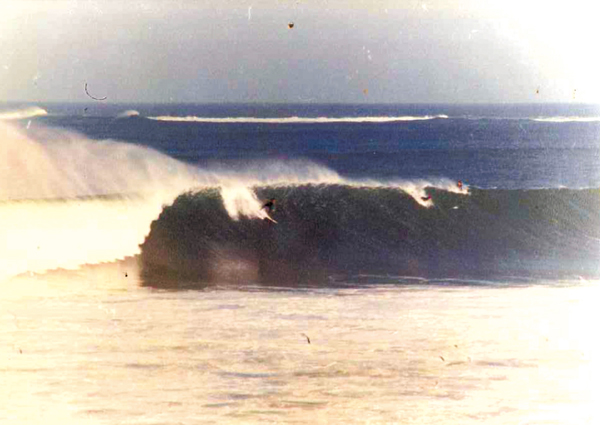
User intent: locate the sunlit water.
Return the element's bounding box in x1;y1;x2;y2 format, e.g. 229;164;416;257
2;267;598;425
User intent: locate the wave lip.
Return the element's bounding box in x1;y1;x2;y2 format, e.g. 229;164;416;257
532;116;600;123
147;115;449;124
0;106;48;120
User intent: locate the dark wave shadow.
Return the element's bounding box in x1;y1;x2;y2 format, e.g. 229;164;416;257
138;185;600;290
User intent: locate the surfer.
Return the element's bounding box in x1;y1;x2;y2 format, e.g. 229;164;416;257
262;198;276;213
421;195;432;201
261;198;278;224
457;180;463;190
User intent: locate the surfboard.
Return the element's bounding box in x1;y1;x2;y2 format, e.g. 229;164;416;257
263;215;278;224
258;209;278;224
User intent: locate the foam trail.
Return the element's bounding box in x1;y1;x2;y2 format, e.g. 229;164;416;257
148;115;449;124
220;186;264;220
0;106;48;120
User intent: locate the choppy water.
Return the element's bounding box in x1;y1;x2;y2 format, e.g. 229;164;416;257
2;268;598;424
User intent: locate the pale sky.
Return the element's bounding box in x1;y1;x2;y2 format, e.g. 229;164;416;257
1;0;599;103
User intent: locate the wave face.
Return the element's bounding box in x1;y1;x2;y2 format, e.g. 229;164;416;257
147;115;449;124
139;185;600;287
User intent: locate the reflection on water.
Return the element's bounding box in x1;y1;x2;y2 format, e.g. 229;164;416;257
1;269;598;424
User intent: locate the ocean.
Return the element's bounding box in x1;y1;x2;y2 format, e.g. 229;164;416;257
1;102;599;424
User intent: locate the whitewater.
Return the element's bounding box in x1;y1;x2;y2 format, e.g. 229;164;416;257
1;103;599;425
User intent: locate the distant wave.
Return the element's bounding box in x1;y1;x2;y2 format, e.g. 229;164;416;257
116;110;141;119
147;115;449;124
532;116;600;123
139;185;600;288
0;106;48;120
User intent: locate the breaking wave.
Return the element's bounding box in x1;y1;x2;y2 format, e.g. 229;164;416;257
532;116;600;123
0;119;456;282
139;185;600;287
147;115;449;124
0;106;48;120
3;119;598;287
0;121;200;281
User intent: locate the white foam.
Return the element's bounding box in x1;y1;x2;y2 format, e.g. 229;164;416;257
532;116;600;123
0;197;164;282
343;177;469;208
147;115;449;124
116;110;141;118
220;186;265;220
0;106;48;120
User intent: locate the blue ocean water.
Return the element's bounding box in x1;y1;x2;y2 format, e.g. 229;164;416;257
3;103;599;425
9;102;600;189
1;102;599;284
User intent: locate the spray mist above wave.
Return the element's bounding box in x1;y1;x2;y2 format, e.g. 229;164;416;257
0;106;48;120
0;122;200;201
147;115;449;124
191;160;468;218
